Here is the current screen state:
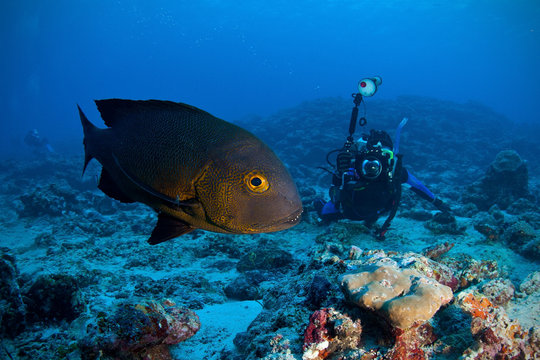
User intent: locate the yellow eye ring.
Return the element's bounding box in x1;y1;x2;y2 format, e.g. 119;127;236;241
245;171;269;193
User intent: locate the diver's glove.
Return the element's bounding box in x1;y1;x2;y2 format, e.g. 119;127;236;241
433;197;452;213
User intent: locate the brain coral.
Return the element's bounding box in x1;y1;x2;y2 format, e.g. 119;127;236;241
340;265;453;329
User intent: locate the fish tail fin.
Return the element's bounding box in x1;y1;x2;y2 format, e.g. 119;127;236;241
78;105;97;175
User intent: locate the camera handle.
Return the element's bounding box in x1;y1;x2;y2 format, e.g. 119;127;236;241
346;93;366;146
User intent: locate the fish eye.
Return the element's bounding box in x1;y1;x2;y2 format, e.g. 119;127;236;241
251;177;262;187
245;172;269;193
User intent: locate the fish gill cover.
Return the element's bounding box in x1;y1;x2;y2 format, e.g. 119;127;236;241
0;1;539;360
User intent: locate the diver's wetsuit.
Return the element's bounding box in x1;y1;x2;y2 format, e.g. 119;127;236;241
320;167;435;218
316;164;447;237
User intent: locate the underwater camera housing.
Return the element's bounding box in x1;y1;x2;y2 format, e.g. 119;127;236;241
355;129;394;181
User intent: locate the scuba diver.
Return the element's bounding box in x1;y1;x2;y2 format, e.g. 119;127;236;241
24;129;54;154
314;77;450;238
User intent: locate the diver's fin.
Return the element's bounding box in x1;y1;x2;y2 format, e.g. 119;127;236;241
95;99;215;128
111;154;196;209
98;168;135;203
148;213;194;245
78;105;98;175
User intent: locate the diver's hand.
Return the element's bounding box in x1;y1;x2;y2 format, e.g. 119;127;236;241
370;225;386;241
433;198;452;213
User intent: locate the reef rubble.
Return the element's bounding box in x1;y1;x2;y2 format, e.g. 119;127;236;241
1;97;539;359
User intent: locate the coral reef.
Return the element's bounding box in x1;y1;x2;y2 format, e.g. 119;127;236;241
520;271;540;295
79;299;200;360
463;150;532;210
424;212;466;235
0;249;26;338
23;273;84;323
504;220;539;261
17;182;79;218
225;271;265;301
457;290;537;359
236;245;295;273
385;324;437;360
421;241;455;260
480;278;515;307
302;308;362;360
2;97;540;360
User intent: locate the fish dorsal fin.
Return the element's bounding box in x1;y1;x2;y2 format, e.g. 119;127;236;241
148;213;194;245
95;99;214;128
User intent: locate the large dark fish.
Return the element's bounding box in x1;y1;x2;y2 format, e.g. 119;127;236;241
78;99;302;244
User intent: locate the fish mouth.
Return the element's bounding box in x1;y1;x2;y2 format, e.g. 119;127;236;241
260;207;303;231
282;207;303;225
213;207;303;234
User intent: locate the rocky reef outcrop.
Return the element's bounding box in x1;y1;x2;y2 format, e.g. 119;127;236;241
0;249;26;338
79;299;200;360
464;150;532;210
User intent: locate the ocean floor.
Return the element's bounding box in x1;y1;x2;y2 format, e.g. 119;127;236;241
1;97;539;359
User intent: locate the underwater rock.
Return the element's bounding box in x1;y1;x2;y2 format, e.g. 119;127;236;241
133;273;226;308
0;249;26;338
506;197;538;215
233;310;281;358
305;275;333;310
502;220;539;261
457;290;537;359
472;210;503;242
504;220;536;246
23;273;84;323
17;182;78;218
384;323;437;360
441;254;500;289
301;308;362;360
464;150;531;210
520;271;540;295
237;246;294;273
431;304;475;356
424;211;466;235
340;265;453;329
225;271;266;301
421;242;455;260
79;299;200;360
314;222;370;245
192;233;248;259
480;278;515;307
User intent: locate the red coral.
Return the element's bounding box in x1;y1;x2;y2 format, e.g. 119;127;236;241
303;308;331;350
385;324;437;360
302;308;362;360
422;242;455;260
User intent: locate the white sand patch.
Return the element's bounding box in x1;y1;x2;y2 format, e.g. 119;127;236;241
172;300;262;360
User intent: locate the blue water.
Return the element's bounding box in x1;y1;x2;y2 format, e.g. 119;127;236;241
1;0;539;156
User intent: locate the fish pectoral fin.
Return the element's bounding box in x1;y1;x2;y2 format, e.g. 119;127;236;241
148;213;194;245
98;168;135;203
112;154;194;209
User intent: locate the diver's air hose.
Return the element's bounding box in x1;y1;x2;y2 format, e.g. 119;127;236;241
393;117;408;154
